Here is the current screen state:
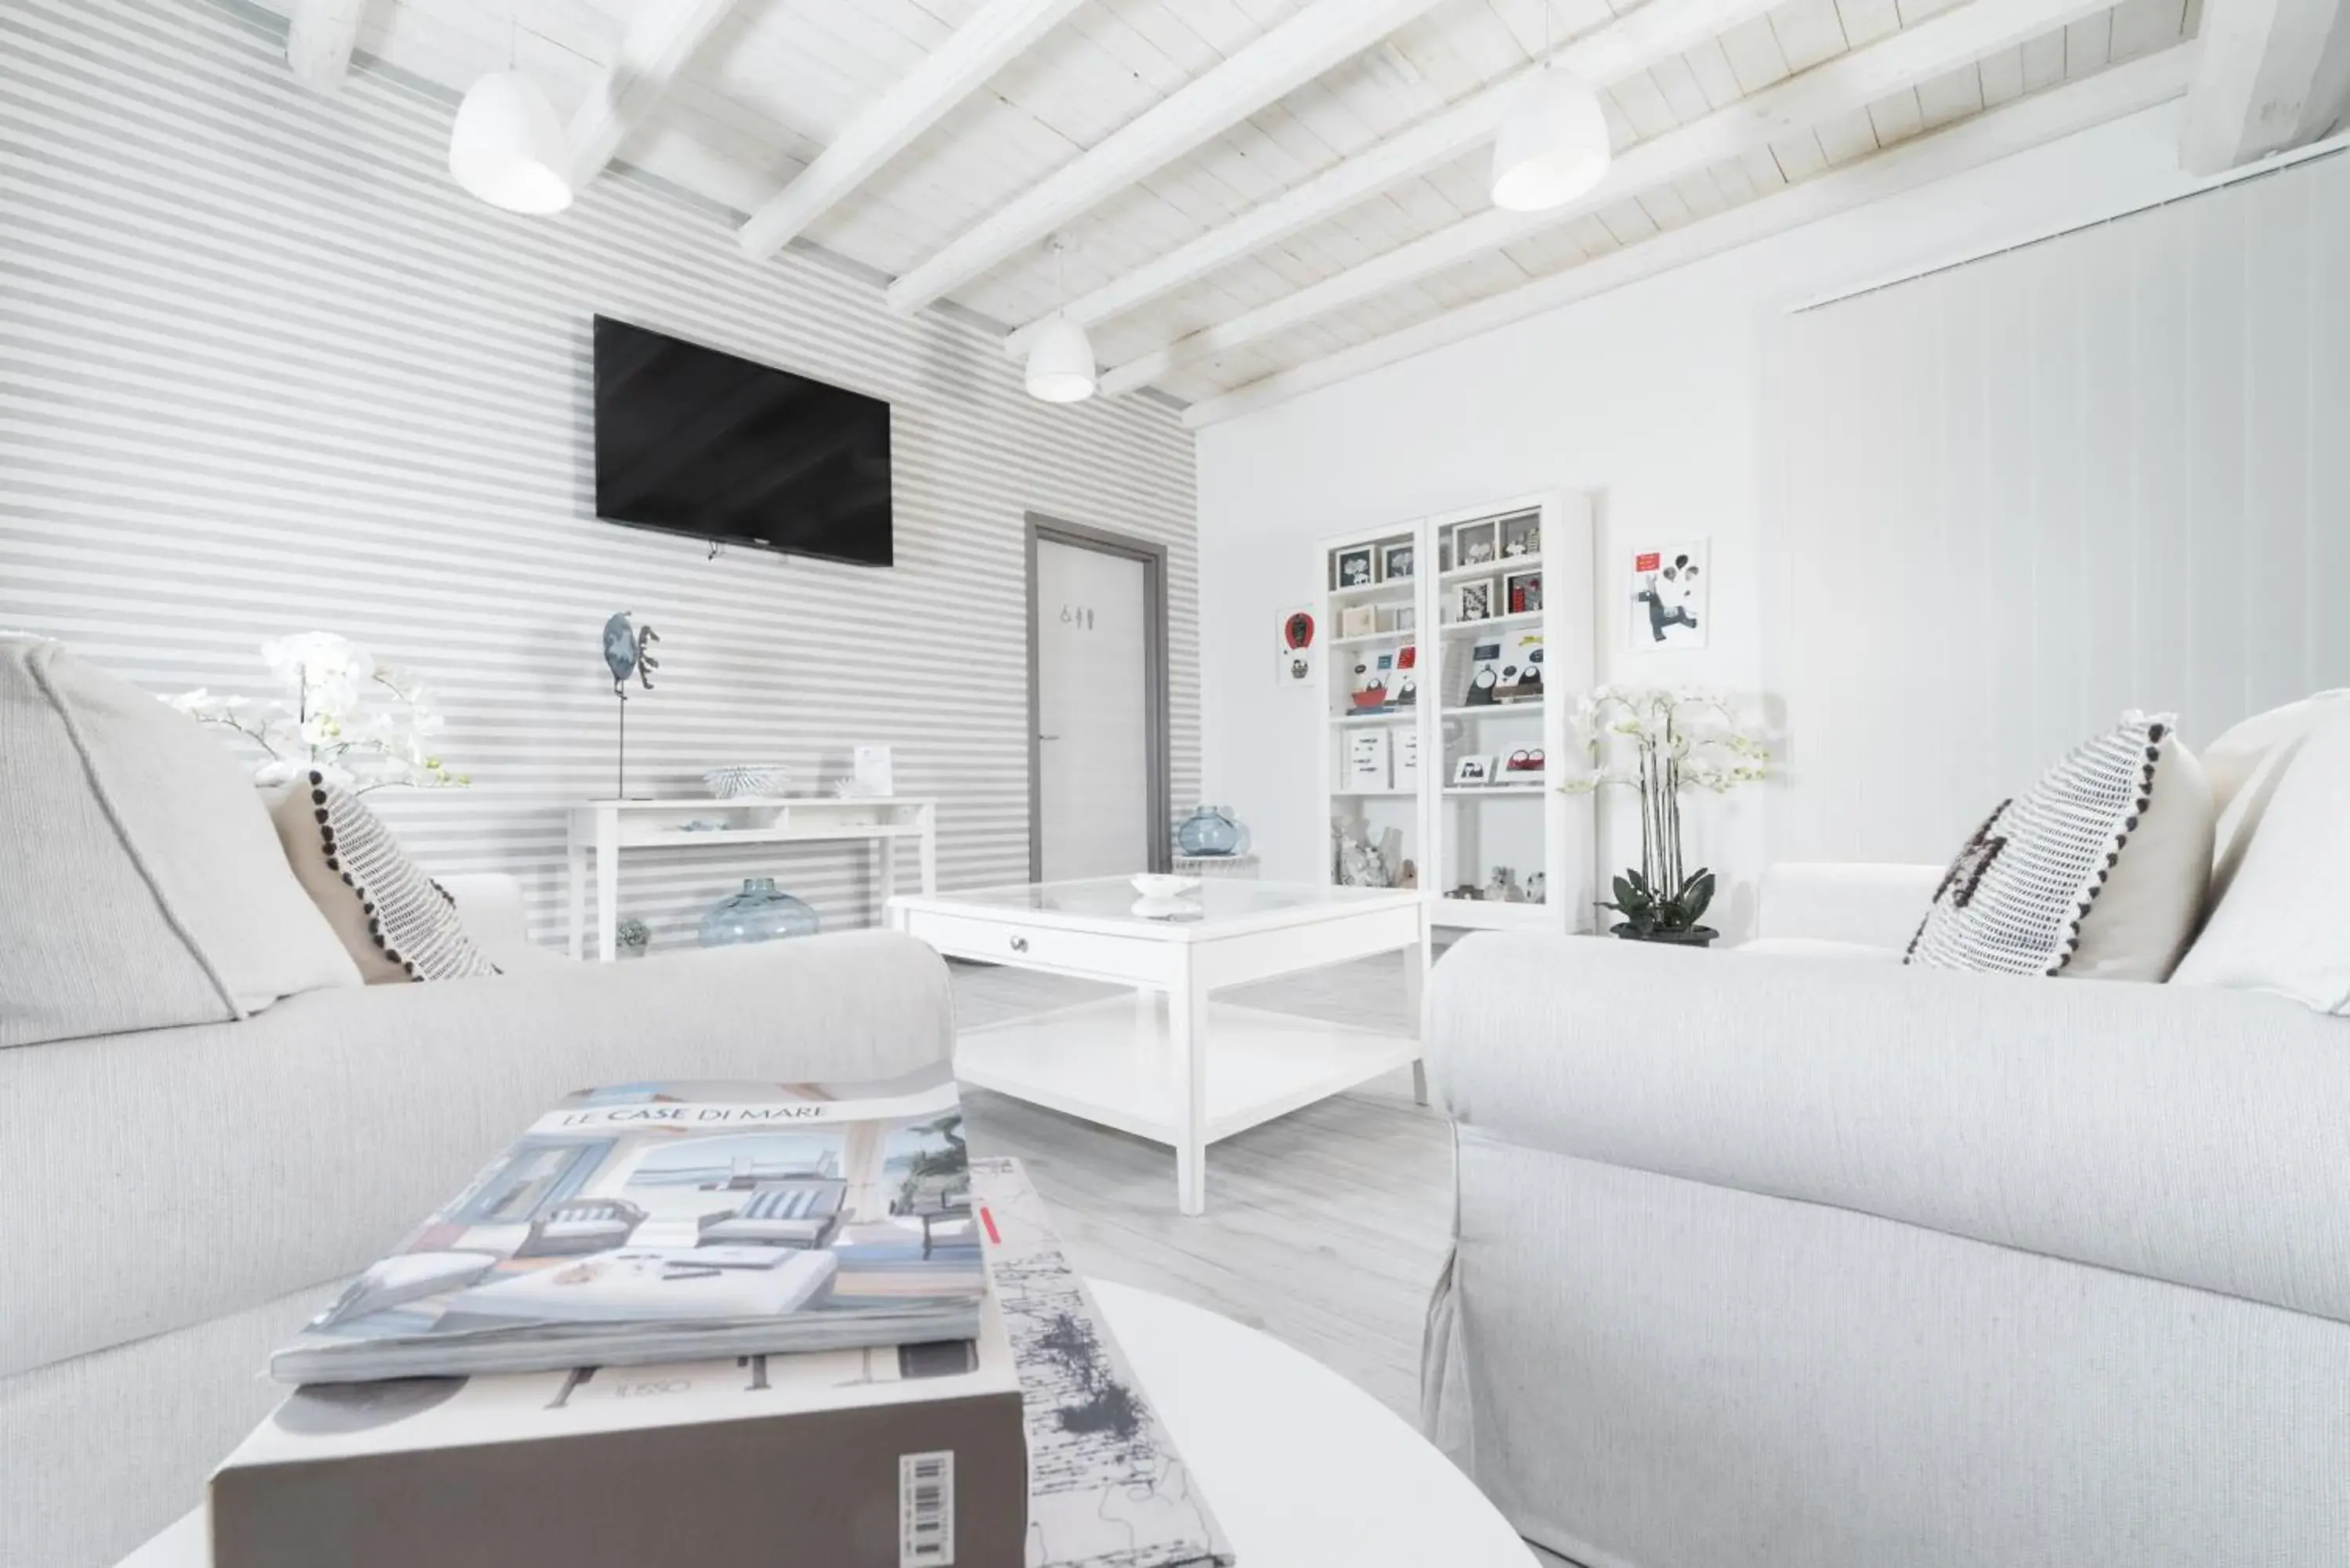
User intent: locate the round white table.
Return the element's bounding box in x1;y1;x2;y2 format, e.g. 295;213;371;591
119;1281;1532;1567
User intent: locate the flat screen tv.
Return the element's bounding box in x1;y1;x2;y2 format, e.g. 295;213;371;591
593;316;892;567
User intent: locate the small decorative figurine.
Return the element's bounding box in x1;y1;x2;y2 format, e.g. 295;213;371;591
602;612;660;797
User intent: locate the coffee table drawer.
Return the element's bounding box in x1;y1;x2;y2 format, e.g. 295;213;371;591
900;910;1175;984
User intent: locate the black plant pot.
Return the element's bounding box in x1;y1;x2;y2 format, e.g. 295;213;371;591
1611;923;1719;948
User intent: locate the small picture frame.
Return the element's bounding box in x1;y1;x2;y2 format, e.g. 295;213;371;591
1381;541;1415;581
1506;570;1542;615
1451;518;1499;567
1452;577;1497;623
1383;604;1416;634
1339;605;1379;638
1499;513;1541;559
1335;547;1375;589
1452;753;1496;786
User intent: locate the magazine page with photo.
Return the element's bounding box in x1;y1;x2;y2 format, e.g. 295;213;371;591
273;1062;982;1383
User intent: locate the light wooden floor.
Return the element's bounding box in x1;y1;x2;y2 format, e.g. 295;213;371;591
949;949;1452;1422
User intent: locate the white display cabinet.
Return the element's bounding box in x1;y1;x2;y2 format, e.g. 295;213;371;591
1318;491;1595;934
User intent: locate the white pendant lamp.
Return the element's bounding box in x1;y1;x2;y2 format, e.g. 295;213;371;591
1489;5;1610;212
450;71;573;215
1025;237;1096;403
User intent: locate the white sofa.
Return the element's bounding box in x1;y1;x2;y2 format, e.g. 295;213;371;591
1422;717;2350;1564
0;639;959;1568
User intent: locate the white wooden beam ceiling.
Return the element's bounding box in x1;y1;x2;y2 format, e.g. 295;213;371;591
1002;0;1788;359
1101;0;2124;396
737;0;1092;259
2179;0;2350;172
1183;43;2201;428
884;0;1458;316
285;0;367;89
566;0;743;186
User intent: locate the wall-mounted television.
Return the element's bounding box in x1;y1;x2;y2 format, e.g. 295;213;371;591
592;316;892;567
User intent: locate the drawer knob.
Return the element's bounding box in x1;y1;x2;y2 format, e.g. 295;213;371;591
1010;935;1029;953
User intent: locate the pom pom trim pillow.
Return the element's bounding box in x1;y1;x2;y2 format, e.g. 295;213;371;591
268;773;499;984
1907;712;2212;982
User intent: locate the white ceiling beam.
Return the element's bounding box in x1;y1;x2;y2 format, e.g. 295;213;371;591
1002;0;1783;359
884;0;1455;316
2178;0;2350;172
565;0;743;186
1181;44;2197;428
738;0;1092;259
286;0;367;89
1104;0;2122;397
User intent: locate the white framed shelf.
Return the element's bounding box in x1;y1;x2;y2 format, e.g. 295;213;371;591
1439;551;1540;581
1441;701;1544;717
1318;494;1593;931
1437;609;1542;635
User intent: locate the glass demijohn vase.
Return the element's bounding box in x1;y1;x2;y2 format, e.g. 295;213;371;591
1174;805;1242;857
698;876;820;946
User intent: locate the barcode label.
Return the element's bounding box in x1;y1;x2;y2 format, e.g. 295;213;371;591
899;1450;954;1568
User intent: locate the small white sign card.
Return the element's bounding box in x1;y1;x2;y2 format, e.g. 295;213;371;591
1346;729;1392;790
852;744;895;797
1628;540;1708;651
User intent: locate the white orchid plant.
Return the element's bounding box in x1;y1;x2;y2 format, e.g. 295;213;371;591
1559;686;1769;937
168;632;465;793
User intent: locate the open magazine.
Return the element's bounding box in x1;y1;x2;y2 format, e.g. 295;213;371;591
273;1063;982;1384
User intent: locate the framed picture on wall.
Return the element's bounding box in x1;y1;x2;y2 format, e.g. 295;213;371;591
1627;540;1708;651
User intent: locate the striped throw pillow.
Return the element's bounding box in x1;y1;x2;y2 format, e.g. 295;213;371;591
298;773;499;983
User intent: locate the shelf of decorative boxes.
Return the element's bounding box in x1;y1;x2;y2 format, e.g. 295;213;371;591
1174;853;1261;879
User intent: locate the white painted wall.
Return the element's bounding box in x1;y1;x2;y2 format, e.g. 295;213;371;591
1198;100;2297;939
1781;148;2350;865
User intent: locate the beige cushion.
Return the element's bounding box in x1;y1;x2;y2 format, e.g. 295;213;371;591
2172;710;2350;1013
0;637;359;1048
266;775;498;984
2070;737;2212;982
2199;690;2350;908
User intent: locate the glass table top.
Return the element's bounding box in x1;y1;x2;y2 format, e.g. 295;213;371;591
899;876;1415;930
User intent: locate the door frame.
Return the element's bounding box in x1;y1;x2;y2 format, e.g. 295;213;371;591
1025;512;1173;880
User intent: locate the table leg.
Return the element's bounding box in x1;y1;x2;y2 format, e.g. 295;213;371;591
879;834;899;914
567;843;586;960
1405;914;1432;1107
918;804;937;894
1171;970;1207;1216
595;843;619;964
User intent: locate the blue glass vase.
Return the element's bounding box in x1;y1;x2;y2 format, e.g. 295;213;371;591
699;876;820;946
1175;805;1242;857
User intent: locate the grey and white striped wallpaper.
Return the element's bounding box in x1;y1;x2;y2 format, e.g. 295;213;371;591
0;0;1198;949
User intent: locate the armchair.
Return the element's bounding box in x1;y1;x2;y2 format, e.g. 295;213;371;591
1423;886;2350;1566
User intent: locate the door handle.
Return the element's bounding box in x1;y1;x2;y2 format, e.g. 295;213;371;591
1036;734;1060;742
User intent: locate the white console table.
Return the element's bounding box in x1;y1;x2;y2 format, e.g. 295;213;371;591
567;797;936;960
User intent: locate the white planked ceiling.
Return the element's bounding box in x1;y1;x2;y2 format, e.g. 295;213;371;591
251;0;2204;416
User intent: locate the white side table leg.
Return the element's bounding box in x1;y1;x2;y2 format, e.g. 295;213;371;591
594;811;620;963
878;833;899;916
918;804;938;894
567;842;586;960
1171;967;1208;1216
1405;913;1432;1107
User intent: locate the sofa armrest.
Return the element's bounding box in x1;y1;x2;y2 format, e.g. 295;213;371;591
439;873;528;947
1;930;956;1382
1429;932;2350;1323
1755;862;1941;947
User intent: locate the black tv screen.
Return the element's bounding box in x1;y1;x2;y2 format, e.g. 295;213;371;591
593;316;892;567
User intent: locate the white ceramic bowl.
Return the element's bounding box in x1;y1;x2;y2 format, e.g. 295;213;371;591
703;764;791;800
1130;873;1201;898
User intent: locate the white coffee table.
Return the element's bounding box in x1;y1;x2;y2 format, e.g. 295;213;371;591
118;1281;1533;1568
889;877;1429;1214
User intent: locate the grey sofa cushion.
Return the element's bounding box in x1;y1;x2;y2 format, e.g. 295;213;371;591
0;637;359;1048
